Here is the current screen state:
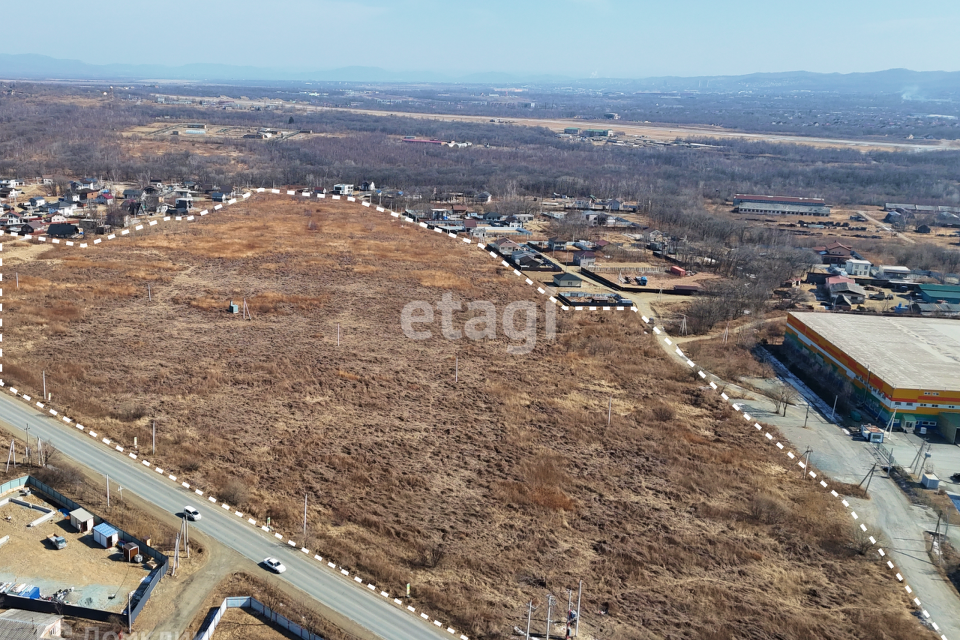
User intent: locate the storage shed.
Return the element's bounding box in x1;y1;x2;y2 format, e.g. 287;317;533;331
123;541;140;562
93;522;119;548
69;508;94;533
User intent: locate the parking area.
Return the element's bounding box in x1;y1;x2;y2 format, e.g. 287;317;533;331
0;488;152;612
881;429;960;486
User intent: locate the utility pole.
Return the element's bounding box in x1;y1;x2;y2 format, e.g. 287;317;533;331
546;595;554;640
858;463;877;493
831;395;838;421
148;283;152;302
575;580;582;637
106;475;110;508
42;371;46;402
337;323;340;347
525;601;535;640
607;397;612;426
801;447;812;479
803;404;809;429
455;356;458;383
152;420;156;455
303;493;309;545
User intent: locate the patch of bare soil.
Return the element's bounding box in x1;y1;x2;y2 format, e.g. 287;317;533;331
2;199;933;639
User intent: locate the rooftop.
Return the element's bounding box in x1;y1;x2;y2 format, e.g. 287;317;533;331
918;284;960;294
789;312;960;391
735;194;826;205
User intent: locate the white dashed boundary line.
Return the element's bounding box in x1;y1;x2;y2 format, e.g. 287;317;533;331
0;188;941;639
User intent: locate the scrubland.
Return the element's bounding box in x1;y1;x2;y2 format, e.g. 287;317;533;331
2;199;930;639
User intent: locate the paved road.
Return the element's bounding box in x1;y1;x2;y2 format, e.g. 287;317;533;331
0;395;451;640
735;360;960;639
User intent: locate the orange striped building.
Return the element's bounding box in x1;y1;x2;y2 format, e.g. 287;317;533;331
785;312;960;442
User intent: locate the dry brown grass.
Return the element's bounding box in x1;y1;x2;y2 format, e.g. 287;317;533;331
1;199;933;640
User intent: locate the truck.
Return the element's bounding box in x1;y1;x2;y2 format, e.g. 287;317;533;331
47;535;66;550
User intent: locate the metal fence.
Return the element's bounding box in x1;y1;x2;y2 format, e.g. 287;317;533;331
874;442;897;467
1;475;168;625
194;597;327;640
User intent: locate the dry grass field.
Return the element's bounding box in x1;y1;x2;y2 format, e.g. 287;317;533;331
2;198;932;639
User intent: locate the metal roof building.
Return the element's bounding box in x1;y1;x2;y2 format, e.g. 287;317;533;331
785;312;960;440
0;610;63;639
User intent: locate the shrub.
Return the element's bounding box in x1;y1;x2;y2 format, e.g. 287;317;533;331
651;404;676;422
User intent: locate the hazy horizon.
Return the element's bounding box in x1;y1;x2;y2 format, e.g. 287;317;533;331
3;0;960;79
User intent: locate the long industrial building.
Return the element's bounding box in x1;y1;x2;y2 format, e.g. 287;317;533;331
785;312;960;441
734;194;831;216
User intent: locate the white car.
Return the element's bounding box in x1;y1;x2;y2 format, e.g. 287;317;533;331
183;506;201;521
264;557;286;574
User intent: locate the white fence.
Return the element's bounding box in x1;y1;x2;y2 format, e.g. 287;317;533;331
194;596;326;640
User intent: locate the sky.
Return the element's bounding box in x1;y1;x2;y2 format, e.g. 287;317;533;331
4;0;960;78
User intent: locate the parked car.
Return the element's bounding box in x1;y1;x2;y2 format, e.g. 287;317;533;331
183;506;201;521
263;557;286;574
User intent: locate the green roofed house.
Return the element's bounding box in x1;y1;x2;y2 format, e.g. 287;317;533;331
918;284;960;305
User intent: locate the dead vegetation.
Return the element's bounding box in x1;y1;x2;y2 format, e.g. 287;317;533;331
1;199;932;639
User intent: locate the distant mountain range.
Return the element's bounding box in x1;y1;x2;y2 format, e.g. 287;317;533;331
1;53;959;97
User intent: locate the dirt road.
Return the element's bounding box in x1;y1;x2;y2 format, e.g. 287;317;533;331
858;209;917;244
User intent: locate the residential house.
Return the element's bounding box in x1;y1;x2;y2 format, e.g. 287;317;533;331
0;211;22;225
70;177;100;191
51;201;78;215
844;259;872;277
482;211;507;222
211;192;229;202
553;272;583;288
473;191;492;204
28;196;46;208
19;221;45;235
811;241;861;265
333;184;354;196
490;237;522;255
827;279;866;305
95;193;114;205
0;187;24;199
0;178;24;187
123;189;144;200
572;250;596;267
